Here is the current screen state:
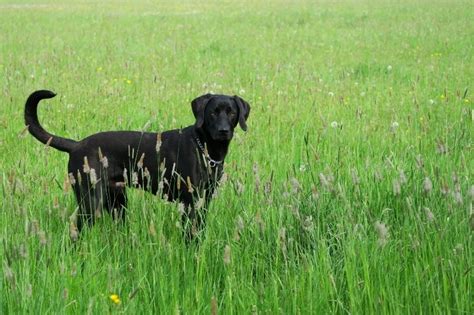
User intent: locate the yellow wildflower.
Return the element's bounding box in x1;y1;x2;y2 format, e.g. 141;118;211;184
110;294;121;305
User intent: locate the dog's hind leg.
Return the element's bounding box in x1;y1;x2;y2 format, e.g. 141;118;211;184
74;183;104;232
106;183;128;222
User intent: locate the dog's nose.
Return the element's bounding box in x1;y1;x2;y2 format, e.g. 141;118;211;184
218;128;230;135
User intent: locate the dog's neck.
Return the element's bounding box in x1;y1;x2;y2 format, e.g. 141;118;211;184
194;127;230;162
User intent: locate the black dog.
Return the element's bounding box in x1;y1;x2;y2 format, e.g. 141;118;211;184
24;90;250;239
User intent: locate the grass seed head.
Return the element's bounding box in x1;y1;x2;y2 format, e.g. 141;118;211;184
254;211;265;232
453;243;463;255
319;173;330;188
279;227;288;259
123;168;128;185
423;177;433;194
148;221;157;238
83;156;90;173
38;230;48;246
211;296;218;315
392;179;401;196
235;180;244;195
68;173;76;186
132;172;138;186
468;185;474;200
195;197;204;210
27;220;39;236
452;191;463;205
100;156;109;169
63;288;69;300
374;168;384;181
219;172;228;186
223;245;231;265
89;168;98;186
235;215;245;231
144;167;151;182
390;121;399;133
302;215;314;231
423;207;435;222
69;222;79;242
177;203;186;216
290;177;301;194
399;170;407;185
137;153;145;169
351;168;360;185
156;133;163;153
415;154;424;169
436;140;447;154
3;261;15;289
374;221;389;247
311;184;319;200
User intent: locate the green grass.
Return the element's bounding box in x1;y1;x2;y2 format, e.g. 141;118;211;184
1;0;473;313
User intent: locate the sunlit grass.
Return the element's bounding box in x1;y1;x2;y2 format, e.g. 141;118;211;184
1;0;473;313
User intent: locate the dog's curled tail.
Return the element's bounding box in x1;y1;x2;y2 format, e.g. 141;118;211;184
25;90;77;153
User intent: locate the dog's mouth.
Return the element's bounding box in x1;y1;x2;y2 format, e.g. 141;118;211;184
213;133;233;141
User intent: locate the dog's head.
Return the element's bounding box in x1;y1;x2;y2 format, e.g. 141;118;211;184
192;94;250;141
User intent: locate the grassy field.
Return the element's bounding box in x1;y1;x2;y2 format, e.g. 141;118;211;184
1;0;473;313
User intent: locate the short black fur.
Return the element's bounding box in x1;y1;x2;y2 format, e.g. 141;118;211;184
24;90;250;240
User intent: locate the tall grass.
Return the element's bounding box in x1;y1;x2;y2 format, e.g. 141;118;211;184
1;0;472;313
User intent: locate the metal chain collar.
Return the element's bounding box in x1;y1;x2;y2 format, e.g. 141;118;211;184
195;137;223;168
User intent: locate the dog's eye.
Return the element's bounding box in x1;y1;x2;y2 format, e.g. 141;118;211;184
228;112;236;118
210;112;217;118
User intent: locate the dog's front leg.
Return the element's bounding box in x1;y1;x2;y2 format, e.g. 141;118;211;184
179;194;208;242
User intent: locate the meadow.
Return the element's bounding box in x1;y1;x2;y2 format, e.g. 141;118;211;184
0;0;473;313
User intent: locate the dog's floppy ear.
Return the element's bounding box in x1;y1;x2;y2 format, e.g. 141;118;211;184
191;94;212;128
233;96;251;131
